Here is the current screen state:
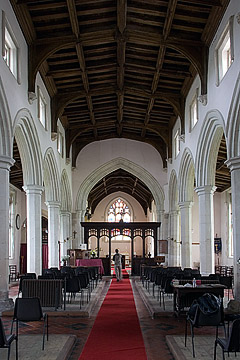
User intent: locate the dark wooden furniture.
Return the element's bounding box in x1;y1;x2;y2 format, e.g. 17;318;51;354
173;284;226;317
68;249;84;266
81;222;161;275
9;265;18;283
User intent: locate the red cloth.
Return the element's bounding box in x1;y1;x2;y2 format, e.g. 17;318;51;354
79;270;147;360
75;259;104;275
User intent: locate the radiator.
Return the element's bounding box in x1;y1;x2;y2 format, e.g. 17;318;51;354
22;279;63;309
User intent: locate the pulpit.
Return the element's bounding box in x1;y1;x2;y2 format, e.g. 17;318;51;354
67;249;87;266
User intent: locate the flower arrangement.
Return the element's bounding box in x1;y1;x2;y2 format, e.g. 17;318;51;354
90;249;97;257
90;247;102;258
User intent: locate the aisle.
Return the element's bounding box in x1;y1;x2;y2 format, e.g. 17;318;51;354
79;269;147;360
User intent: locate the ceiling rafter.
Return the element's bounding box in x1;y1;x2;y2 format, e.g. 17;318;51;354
9;0;231;208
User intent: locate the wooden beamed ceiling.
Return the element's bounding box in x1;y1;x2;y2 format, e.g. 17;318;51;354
10;0;231;210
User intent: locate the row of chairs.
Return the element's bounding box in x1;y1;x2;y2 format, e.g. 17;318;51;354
141;266;234;311
215;265;233;277
18;266;100;309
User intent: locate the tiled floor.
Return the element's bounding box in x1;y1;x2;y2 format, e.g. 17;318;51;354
1;276;234;360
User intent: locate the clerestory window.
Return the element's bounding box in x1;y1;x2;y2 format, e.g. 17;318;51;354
216;17;234;85
2;12;20;82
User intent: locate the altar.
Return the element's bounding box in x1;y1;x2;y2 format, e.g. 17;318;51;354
75;258;105;275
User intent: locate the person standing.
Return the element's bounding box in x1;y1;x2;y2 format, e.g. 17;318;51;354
113;249;122;281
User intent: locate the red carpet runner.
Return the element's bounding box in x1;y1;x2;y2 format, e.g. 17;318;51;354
79;269;147;360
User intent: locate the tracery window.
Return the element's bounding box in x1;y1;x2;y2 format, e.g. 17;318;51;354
107;198;130;223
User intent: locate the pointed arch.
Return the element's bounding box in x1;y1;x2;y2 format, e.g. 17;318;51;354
169;169;178;211
0;77;13;157
43;148;60;202
76;157;164;218
226;71;240;158
14;109;43;186
195;110;225;187
179;148;195;203
60;169;72;212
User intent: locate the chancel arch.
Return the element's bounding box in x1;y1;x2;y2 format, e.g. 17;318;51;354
75;157;165;243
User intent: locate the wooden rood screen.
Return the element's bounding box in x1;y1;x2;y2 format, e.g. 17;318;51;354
81;222;161;275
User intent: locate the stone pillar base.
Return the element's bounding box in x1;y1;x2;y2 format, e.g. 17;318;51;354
0;298;14;315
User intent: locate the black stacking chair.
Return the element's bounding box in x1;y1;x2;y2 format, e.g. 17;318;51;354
11;297;48;351
0;318;17;360
77;273;91;303
214;318;240;360
159;276;174;310
38;274;54;279
25;273;36;279
219;276;233;299
60;266;74;278
185;295;224;357
18;274;36;296
65;276;83;308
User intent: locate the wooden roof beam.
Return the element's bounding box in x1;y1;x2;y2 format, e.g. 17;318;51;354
180;0;222;6
163;0;178;40
117;0;127;126
66;0;79;38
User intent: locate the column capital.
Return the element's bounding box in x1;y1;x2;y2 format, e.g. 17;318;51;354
195;185;217;196
23;185;44;195
225;156;240;171
0;155;15;170
178;201;193;209
170;209;180;216
60;210;71;216
45;200;61;208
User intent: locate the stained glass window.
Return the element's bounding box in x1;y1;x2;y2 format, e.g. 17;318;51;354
107;198;130;222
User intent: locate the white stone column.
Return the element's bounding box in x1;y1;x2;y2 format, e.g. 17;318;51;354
46;201;61;268
195;185;216;275
0;156;15;313
23;185;43;276
179;201;193;268
226;157;240;300
168;210;180;266
156;209;164;254
163;213;169;264
75;210;84;247
60;211;71;258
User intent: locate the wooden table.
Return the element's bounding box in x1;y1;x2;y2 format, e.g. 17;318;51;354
173;284;226;317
